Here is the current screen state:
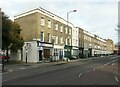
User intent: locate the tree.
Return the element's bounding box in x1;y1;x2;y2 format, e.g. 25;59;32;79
2;11;24;54
2;12;12;51
10;22;24;52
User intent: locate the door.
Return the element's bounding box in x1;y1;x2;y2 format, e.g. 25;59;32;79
39;50;42;61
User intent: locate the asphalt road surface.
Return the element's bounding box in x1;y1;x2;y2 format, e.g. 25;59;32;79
2;55;120;85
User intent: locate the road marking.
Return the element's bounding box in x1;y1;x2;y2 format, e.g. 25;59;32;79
33;66;38;67
20;67;27;69
114;76;119;82
79;73;82;77
103;59;117;66
86;70;91;73
110;56;119;59
100;66;104;68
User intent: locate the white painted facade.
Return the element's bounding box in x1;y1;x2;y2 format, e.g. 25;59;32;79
22;41;38;63
72;27;79;47
71;27;79;56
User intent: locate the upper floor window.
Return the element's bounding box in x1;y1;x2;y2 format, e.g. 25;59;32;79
65;38;68;45
69;29;71;35
55;22;58;30
40;31;44;42
47;33;51;43
41;17;45;26
90;37;91;41
60;25;63;32
65;27;67;34
60;36;63;44
48;20;51;28
69;39;71;46
55;36;58;44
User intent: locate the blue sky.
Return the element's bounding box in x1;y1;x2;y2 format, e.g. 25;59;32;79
0;0;119;44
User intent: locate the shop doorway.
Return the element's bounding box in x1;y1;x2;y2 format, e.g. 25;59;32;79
39;50;42;61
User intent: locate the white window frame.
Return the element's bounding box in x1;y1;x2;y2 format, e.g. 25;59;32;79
60;25;63;32
65;27;68;34
60;36;63;44
41;17;45;26
69;38;71;46
40;32;44;42
48;20;51;28
55;22;58;30
47;33;51;43
55;36;58;44
69;29;71;35
66;38;68;45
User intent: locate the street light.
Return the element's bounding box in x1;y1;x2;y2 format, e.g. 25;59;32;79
25;43;31;63
66;10;77;60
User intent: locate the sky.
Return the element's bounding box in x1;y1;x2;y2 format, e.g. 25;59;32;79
0;0;119;44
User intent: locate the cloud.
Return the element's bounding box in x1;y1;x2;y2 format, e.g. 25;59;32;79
0;0;118;43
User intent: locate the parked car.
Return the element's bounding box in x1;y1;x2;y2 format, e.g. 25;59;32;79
0;56;10;62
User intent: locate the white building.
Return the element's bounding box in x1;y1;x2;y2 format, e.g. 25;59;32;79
71;27;79;57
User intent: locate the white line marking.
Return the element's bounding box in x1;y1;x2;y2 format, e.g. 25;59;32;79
20;67;27;69
103;59;117;66
79;73;82;77
110;57;117;59
100;66;104;68
86;70;91;73
33;66;38;67
114;76;119;82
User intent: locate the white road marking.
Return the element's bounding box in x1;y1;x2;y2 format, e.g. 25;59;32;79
86;70;91;73
103;59;117;66
110;56;119;59
114;76;119;82
79;73;82;77
100;66;104;68
20;67;27;69
33;66;38;67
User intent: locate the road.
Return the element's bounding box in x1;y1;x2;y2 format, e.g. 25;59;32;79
2;55;120;85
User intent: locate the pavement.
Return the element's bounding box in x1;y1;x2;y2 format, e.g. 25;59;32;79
2;55;115;74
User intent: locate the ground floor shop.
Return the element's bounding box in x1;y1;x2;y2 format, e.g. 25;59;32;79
64;45;72;59
71;46;79;58
21;41;65;63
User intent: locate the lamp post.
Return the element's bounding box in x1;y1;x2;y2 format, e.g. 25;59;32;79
66;10;77;59
25;43;31;63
